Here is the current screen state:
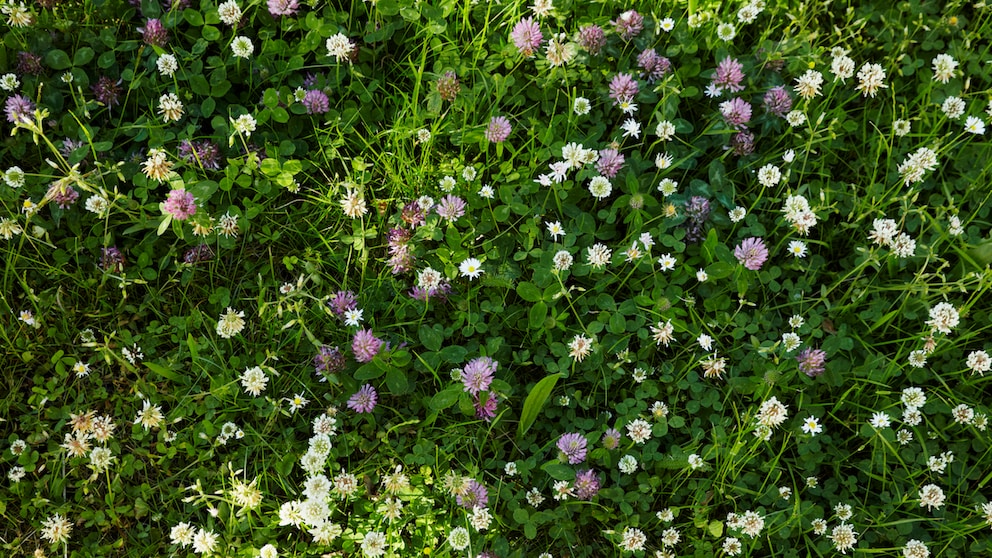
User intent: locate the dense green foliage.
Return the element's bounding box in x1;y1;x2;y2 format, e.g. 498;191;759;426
2;0;992;557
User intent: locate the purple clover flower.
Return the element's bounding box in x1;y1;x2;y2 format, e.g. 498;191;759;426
456;480;489;509
684;196;711;244
5;94;34;123
436;71;461;102
557;432;588;464
101;247;125;272
763;85;793;117
91;76;122;108
17;52;43;75
474;393;498;421
712;57;745;94
401;200;427;228
163;189;196;220
314;345;346;377
347;384;378;413
577;24;606;55
461;356;497;395
574;469;601;500
352;328;383;363
46;184;79;209
302;90;330;114
409;282;451;303
731;129;755;156
267;0;299;16
612;10;644;41
436;195;466;223
720;97;752;128
797;347;827;377
178;140;222;170
637;49;672;82
327;290;358;317
140;18;168;47
510;17;543;57
602;428;621;450
486;116;512;143
734;237;769;270
595;148;625;178
387;227;415;274
608;73;639;105
183;244;214;264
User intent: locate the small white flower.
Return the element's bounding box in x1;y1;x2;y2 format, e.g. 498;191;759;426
656;120;676;140
801;416;822;435
869;411;891;429
618;454;638;474
657;253;676;271
621;118;641;139
218;0;242;25
657;178;678;196
157;54;178;77
0;73;19;91
716;22;736;41
964;115;986;135
231;114;257;137
573;96;591;115
459;257;484;279
344;308;364;327
788;240;808;258
231;36;254;59
326;33;354;61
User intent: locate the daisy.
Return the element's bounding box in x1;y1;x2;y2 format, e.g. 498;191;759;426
459;258;484;279
801;416;822;435
657;253;677;271
344;308;363;327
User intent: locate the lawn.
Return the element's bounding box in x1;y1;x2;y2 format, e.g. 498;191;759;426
2;0;992;556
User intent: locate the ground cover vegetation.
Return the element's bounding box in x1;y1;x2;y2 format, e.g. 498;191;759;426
2;0;992;556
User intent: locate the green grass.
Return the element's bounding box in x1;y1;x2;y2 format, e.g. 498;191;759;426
3;0;992;557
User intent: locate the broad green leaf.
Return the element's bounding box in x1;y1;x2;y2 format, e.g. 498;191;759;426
73;47;94;66
528;301;547;330
385;367;409;394
517;373;560;439
541;461;572;480
429;385;462;411
354;362;384;381
516;281;542;302
46;50;72;70
706;261;736;280
419;324;443;352
146;361;183;382
157;214;172;236
187;334;199;363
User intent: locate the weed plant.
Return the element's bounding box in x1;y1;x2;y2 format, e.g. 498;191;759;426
2;0;992;557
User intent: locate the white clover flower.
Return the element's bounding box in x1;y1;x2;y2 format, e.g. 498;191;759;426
218;0;242;25
757;164;781;187
448;527;470;550
157;54;179;77
0;73;20;91
931;53;958;84
573;96;591;115
231;114;257;137
326;33;354;61
231;36;254;59
216;307;246;338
